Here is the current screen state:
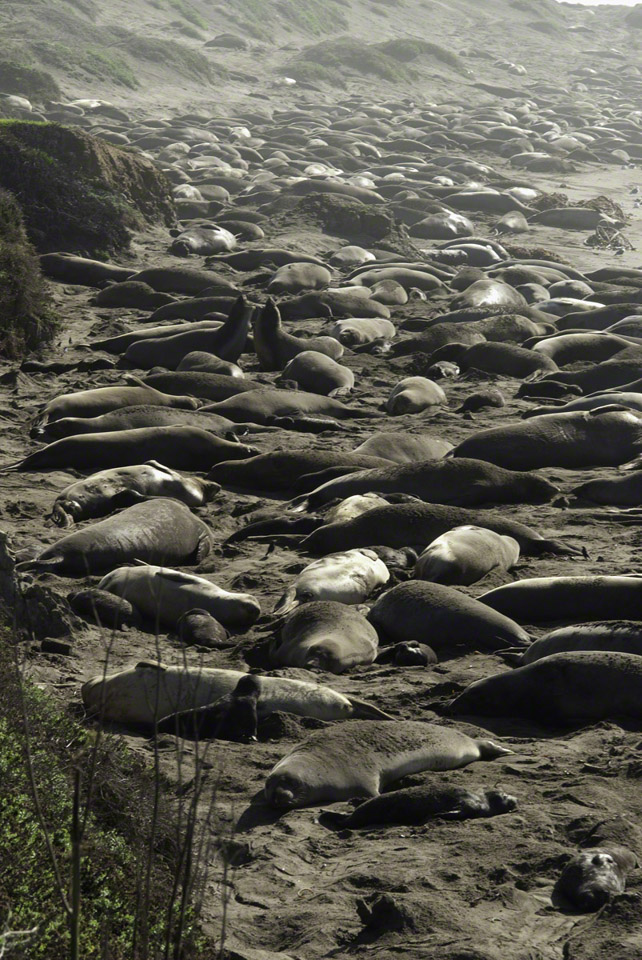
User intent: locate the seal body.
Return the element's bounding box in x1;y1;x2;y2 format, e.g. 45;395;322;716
268;601;379;673
555;847;637;912
264;720;511;808
449;651;642;722
353;433;454;462
99;564;261;628
273;549;390;614
369;580;529;651
157;675;260;742
386;377;446;415
519;621;642;665
51;461;218;526
478;576;642;622
35;383;197;426
414;525;520;585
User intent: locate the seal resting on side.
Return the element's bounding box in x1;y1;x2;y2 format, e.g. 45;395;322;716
273;549;389;615
267;601;379;673
518;621;642;665
414;526;520;585
320;782;517;829
478;576;642;622
264;720;512;809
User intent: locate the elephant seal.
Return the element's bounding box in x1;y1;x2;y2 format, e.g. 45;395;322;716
177;352;244;378
375;641;437;667
33;405;241;443
267;601;379;673
268;262;332;295
68;587;143;630
457;389;506;414
415;526;520;586
99;565;260;629
537;359;642;394
51;461;218;526
82;661;394;726
324;493;389;524
279;352;354;397
11;426;256;473
90;320;225;355
369;580;529;652
170;224;237;257
320;783;518;829
273;549;390;615
452;342;557;379
124;295;252;369
157;675;260;742
522;392;642;421
531;333;634;366
450;408;642;470
35;383;198;427
264;720;511;809
302;502;578;558
202;388;381;425
353;433;453;462
448;651;642;723
386;378;447;415
518;621;642;666
20;499;212;575
554;847;637;912
128;266;238;296
253;300;344;371
176;609;230;648
570;471;642;506
328;318;396;346
301;459;558;510
479;576;642;623
142;371;258;403
39;253;134;286
209;451;391;493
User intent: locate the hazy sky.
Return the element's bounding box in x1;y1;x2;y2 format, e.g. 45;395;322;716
559;1;639;5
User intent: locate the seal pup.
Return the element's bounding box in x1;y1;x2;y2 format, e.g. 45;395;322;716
320;783;518;829
176;609;230;648
68;588;142;630
448;651;642;723
19;499;212;575
273;549;390;615
414;526;520;586
51;461;219;526
279;351;354;397
82;661;395;726
554;847;637;912
478;576;642;622
157;675;260;742
386;377;447;415
264;720;512;809
267;601;379;673
99;565;261;629
518;621;642;665
369;581;529;652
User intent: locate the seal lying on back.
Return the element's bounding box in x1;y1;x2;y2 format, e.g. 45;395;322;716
274;549;390;615
321;783;518;829
518;621;642;665
554;847;637;912
415;526;520;586
99;564;261;629
81;661;395;726
209;450;391;492
51;460;219;526
301;459;559;510
20;499;212;575
448;651;642;723
302;502;577;558
369;581;529;651
478;576;642;622
264;720;512;809
11;426;257;473
267;601;379;673
450;408;642;470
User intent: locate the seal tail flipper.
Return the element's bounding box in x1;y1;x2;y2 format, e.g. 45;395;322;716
348;696;396;721
15;556;63;573
272;589;299;616
318;811;351;830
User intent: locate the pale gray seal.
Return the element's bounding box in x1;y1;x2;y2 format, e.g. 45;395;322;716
518;621;642;665
273;549;389;614
264;720;511;809
279;351;354;397
34;382;198;428
478;576;642;622
414;526;520;585
267;601;379;673
202;388;382;425
386;377;446;415
369;580;529;652
353;433;453;462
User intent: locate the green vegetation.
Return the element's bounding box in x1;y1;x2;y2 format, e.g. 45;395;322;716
277;60;344;87
167;0;208;30
30;40;139;89
0;189;58;358
0;122;173;256
0;57;60;101
115;31;225;82
298;36;415;83
375;38;463;70
0;628;216;958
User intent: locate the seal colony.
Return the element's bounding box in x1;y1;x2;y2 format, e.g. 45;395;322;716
3;11;642;957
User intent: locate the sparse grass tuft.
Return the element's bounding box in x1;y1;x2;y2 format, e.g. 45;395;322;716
297;36;416;82
375;38;463;70
0;57;60;101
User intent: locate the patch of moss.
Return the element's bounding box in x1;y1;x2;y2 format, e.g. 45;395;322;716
375;38;463;70
299;36;415;82
0;188;58;357
168;0;208;30
0;57;60;101
277;61;344;87
0;122;174;256
114;30;225;82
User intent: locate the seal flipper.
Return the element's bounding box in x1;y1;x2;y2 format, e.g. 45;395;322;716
347;696;396;721
273;588;299;616
318;811;352;830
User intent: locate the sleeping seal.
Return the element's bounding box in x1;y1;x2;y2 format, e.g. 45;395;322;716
353;433;454;462
449;651;642;723
414;526;520;585
369;580;529;651
19;499;212;575
157;675;260;742
99;564;261;629
82;661;395;726
478;576;642;622
570;471;642;506
518;621;642;665
267;601;379;673
51;461;218;526
273;549;389;615
320;783;517;829
34;382;198;427
386;377;447;415
554;847;637;912
264;720;511;809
